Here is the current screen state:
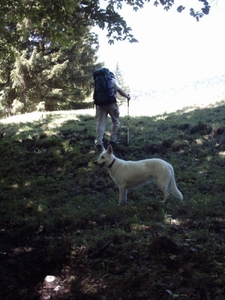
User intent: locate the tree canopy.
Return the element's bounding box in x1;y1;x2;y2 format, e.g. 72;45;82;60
0;0;213;51
0;0;102;116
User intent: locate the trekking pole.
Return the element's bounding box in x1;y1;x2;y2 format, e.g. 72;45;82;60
127;97;130;145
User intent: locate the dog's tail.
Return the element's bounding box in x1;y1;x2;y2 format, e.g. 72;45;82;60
169;173;183;200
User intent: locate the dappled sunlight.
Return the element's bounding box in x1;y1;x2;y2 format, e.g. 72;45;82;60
1;98;224;128
11;183;20;189
195;138;203;145
164;216;182;226
131;223;151;232
37;204;45;213
44;112;83;129
0;112;45;124
77;273;108;295
16;126;34;135
154;115;168;121
0;110;93;125
219;151;225;157
12;246;33;255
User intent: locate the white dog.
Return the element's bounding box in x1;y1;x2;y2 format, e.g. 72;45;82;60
95;145;183;205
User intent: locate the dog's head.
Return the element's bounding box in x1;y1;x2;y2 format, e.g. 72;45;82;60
94;145;114;168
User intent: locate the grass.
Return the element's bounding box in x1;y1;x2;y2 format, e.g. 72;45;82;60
0;100;225;299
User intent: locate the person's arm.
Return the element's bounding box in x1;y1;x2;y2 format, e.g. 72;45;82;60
113;77;131;100
117;88;131;100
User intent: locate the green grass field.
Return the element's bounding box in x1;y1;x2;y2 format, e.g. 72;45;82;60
1;100;225;299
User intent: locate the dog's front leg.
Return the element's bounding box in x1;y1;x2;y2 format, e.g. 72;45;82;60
118;186;127;205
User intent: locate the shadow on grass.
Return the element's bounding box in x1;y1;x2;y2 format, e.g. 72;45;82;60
0;101;225;299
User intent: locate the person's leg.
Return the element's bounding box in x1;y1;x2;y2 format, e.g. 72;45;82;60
95;106;107;146
107;103;120;143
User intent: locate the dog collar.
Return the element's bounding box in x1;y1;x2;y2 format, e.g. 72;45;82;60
108;158;116;169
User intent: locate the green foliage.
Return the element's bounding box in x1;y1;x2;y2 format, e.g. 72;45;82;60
0;0;102;116
0;100;225;298
0;0;212;55
0;31;99;116
155;0;211;21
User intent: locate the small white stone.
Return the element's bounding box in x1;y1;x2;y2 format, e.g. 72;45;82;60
45;275;56;283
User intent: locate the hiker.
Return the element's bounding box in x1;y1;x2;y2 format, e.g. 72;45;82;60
93;68;131;151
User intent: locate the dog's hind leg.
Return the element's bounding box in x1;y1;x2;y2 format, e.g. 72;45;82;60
118;186;127;205
161;190;170;203
155;178;170;203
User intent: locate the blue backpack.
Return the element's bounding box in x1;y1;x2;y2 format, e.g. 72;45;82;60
93;68;116;106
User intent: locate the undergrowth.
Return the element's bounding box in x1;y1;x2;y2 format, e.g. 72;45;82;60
0;102;225;299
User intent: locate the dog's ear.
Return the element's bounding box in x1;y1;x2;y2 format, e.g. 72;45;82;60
107;145;113;154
